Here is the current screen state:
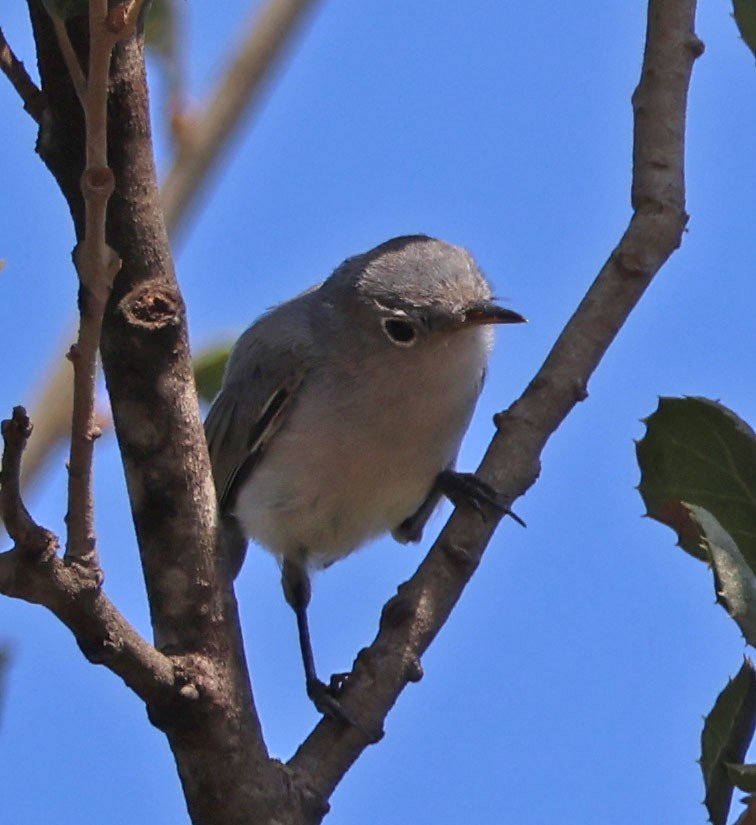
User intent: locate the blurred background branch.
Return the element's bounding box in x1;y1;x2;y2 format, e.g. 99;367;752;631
162;0;321;240
6;0;321;514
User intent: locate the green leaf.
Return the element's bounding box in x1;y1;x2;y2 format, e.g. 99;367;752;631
701;659;756;825
145;0;178;60
144;0;185;113
687;505;756;648
193;344;231;404
636;397;756;566
727;762;756;793
734;0;756;62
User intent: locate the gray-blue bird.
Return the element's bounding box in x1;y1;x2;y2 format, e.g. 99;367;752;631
204;235;525;729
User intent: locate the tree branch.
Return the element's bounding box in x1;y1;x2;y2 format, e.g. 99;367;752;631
161;0;322;239
288;0;703;803
49;12;87;103
0;548;178;703
47;0;147;565
61;1;118;565
4;3;328;818
6;0;322;517
6;0;703;821
24;5;289;819
0;406;176;706
0;24;45;123
0;407;57;558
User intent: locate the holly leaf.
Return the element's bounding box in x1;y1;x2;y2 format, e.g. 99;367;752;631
687;504;756;648
701;659;756;825
636;397;756;567
734;0;756;63
728;763;756;794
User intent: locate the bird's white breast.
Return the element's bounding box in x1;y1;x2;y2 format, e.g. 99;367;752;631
234;325;493;568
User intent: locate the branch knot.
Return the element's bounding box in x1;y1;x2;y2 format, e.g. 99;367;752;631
120;283;183;331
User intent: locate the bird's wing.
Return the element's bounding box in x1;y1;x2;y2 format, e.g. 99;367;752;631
204;347;309;515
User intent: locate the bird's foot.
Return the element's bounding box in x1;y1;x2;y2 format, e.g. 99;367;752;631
306;677;382;744
437;469;526;527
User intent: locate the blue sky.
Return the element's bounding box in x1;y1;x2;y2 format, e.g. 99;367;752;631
2;1;755;823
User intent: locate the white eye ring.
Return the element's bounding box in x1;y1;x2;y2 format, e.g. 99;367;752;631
381;317;417;346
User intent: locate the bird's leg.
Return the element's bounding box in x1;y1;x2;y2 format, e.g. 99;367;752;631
436;469;526;527
281;557;376;738
392;484;443;544
281;558;330;703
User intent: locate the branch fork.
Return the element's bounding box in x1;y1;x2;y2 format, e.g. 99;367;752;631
0;405;188;720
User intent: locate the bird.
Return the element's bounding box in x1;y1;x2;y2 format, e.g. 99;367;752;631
204;234;526;730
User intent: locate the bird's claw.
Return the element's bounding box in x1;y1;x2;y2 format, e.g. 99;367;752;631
307;677;382;744
437;469;526;527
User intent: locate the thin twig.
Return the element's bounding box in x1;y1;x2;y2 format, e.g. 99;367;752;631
1;421;180;792
1;408;176;710
50;13;87;103
61;1;116;564
161;0;322;237
9;0;320;512
0;546;177;705
0;408;173;736
0;407;176;706
289;0;703;799
0;25;46;123
0;407;57;559
60;0;149;563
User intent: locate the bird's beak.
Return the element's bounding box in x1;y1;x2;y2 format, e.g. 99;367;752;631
462;301;527;326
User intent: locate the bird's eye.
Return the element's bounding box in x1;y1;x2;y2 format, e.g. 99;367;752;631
382;317;417;346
